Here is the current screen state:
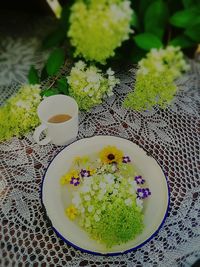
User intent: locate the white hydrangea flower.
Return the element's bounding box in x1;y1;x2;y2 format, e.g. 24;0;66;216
88;205;94;213
125;198;133;206
84;194;91;201
94;214;100;222
136;198;143;209
107;68;115;76
99;181;106;189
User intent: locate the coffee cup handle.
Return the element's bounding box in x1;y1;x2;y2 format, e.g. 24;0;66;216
33;124;51;145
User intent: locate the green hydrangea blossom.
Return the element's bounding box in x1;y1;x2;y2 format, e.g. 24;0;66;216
68;0;133;63
0;84;41;141
123;46;190;111
68;60;120;111
138;46;190;79
123;71;177;111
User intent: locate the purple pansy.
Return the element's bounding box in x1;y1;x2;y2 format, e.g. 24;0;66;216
137;188;151;199
135;175;145;184
80;169;90;178
122;156;131;163
70;177;80;186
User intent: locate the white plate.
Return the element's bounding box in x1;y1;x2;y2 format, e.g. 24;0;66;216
41;136;170;255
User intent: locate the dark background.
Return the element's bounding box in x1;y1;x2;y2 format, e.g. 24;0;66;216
1;0;68;14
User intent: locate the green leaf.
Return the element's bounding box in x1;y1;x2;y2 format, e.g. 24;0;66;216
134;33;162;51
182;0;200;8
144;0;169;39
42;28;66;49
40;66;48;81
131;46;147;63
139;0;155;17
170;8;199;28
46;48;65;76
169;35;195;48
130;11;139;29
60;4;72;31
56;78;69;95
185;23;200;42
41;88;59;97
28;66;39;85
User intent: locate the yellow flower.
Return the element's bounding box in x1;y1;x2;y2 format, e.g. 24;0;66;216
88;167;96;175
70;169;79;179
65;205;78;220
73;156;82;164
99;146;123;164
60;169;79;185
81;156;89;164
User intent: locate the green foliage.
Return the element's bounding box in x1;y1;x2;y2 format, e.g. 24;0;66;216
184;23;200;42
46;48;65;76
42;28;66;49
134;33;162;51
170;8;199;28
144;0;169;39
170;35;195;48
28;66;39;85
56;78;69;95
182;0;200;8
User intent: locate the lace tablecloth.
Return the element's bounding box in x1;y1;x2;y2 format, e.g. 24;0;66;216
0;35;200;267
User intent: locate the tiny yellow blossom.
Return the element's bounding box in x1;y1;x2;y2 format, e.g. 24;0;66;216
87;167;96;175
65;205;78;220
70;169;79;179
73;156;82;164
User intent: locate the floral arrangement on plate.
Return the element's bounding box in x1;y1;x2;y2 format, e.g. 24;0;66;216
60;145;151;247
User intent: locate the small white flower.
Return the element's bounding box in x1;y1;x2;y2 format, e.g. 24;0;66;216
107;68;115;76
104;174;114;184
96;209;101;215
125;198;132;206
114;183;119;189
81;185;90;193
76;60;86;70
88;205;94;213
80;207;85;213
94;214;100;222
99;182;106;189
112;189;118;195
84;195;91;201
136;198;143;209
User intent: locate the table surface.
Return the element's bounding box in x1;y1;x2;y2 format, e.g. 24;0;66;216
0;13;200;267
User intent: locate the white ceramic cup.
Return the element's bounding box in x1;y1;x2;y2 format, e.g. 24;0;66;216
33;95;79;146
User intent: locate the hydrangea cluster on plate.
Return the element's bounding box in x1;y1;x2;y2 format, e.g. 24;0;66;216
60;146;151;247
68;0;133;63
68;61;120;111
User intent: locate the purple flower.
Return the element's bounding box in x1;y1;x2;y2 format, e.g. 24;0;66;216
70;177;80;186
135;175;145;184
80;169;90;178
137;188;151;199
122;156;131;163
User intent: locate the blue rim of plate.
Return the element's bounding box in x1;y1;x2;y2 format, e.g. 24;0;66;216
40;135;170;256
